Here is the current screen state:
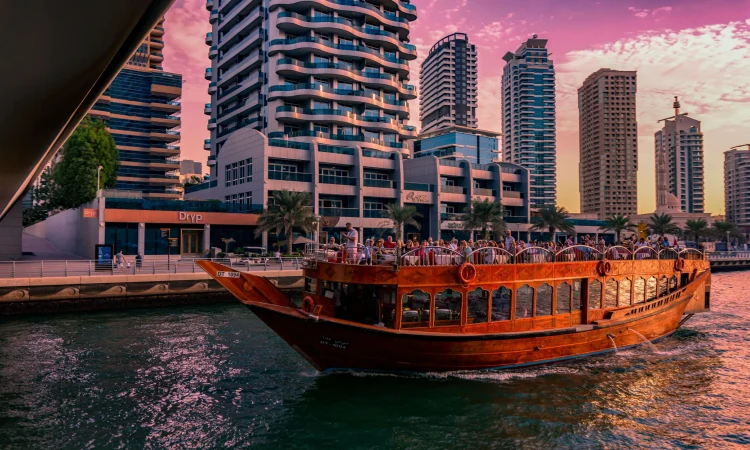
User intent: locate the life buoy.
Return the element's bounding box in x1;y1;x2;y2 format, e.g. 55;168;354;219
459;262;477;284
302;296;315;313
674;258;686;272
597;260;612;277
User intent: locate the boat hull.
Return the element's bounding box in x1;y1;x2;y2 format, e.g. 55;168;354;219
247;275;702;372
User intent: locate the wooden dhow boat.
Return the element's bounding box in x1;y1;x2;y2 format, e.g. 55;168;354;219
197;245;711;373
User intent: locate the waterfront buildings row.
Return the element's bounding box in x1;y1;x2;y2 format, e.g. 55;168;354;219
88;17;184;199
724;146;750;231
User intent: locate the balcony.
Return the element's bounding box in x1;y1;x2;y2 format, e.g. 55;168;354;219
207;155;216;166
269;37;408;72
209;9;219;23
208;118;216;130
205;32;213;45
204;103;211;115
441;185;466;194
404;182;434;192
209;45;218;59
267;130;405;150
204;67;213;80
319;207;359;218
204;139;211;150
208;81;217;95
268;139;311;150
206;0;214;10
269;171;312;182
319;175;357;186
364;179;397;189
474;188;496;197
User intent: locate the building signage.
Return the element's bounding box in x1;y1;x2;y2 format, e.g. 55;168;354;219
403;191;431;204
178;212;203;223
82;208;97;218
442;221;466;230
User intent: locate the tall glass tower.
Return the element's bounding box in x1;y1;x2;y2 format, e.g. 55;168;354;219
501;35;556;208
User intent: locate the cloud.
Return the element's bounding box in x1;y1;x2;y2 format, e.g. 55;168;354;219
628;6;673;19
556;20;750;213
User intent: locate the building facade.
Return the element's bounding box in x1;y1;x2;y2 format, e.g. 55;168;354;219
413;126;499;164
724;146;750;230
204;0;419;181
501;35;556;208
89;18;183;199
578;69;638;218
654;97;705;213
419;33;478;133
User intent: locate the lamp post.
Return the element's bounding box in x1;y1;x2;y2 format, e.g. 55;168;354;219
96;165;103;197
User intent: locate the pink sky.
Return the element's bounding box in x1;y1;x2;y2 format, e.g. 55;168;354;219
163;0;750;214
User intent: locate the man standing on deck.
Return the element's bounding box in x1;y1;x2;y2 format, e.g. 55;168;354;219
504;230;516;254
342;223;359;263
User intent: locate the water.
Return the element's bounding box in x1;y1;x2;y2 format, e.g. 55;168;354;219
628;328;659;353
0;272;748;449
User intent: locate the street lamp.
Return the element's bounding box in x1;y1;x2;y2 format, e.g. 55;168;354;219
96;165;103;197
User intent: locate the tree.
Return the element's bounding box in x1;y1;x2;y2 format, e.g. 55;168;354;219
380;203;422;241
599;214;636;243
254;190;314;255
461;198;505;240
51;118;118;209
529;206;575;241
712;221;738;248
684;219;709;243
183;175;203;188
221;237;236;253
648;213;680;236
22;167;59;227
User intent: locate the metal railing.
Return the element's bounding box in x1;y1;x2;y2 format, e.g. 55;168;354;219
706;251;750;260
0;257;303;279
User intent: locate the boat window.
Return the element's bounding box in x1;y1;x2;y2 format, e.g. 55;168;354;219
304;277;317;294
434;289;462;326
604;279;618;308
516;285;533;319
659;276;668;297
401;290;430;328
536;284;552;316
491;287;511;321
556;282;571;314
588;280;602;309
669;276;677;292
618;278;632;307
646;277;658;301
336;283;383;326
380;289;397;328
634;278;646;304
572;280;582;310
467;288;489;325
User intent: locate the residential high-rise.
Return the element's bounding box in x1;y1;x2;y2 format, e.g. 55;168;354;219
204;0;419;182
501;35;556;208
413;126;499;164
724;145;750;230
419;33;478;133
578;69;638;218
655;97;705;213
89;18;183;199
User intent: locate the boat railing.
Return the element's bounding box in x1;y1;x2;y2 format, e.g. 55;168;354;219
400;246;463;266
554;245;603;262
659;248;679;260
633;247;659;260
515;247;554;264
679;248;706;260
604;246;632;261
466;248;515;265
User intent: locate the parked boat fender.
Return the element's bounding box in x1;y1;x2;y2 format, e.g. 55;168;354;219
674;258;686;272
459;262;477;284
597;260;612;277
302;296;315;313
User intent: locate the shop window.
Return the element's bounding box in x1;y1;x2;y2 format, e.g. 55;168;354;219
536;284;552;316
556;282;571;314
618;278;632;307
491;287;511;321
467;288;488;324
589;280;602;309
516;285;533;319
434;289;462;326
401;290;430;328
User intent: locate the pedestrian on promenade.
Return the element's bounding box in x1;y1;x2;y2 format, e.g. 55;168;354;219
115;251;124;270
135;253;143;271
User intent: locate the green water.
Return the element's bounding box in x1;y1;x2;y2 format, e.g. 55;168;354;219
0;272;747;449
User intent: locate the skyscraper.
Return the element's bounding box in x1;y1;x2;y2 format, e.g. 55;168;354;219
724;145;750;229
655;97;705;213
419;33;478;133
578;69;638;218
501;35;556;208
89;18;183;199
204;0;418;180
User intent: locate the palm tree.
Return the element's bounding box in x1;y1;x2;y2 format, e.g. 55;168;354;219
648;213;680;236
221;237;235;253
254;190;314;255
529;205;575;241
461;198;506;240
684;219;709;243
599;214;636;243
712;221;737;248
380;203;422;241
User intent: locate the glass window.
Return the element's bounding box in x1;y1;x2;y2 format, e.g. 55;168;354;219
659;276;668;297
304;277;317;294
669;276;677;292
245;158;253;183
618;278;632;307
516;285;533;319
434;289;462;326
556;282;571;314
491;287;511;321
604;279;618;308
313;124;329;134
634;278;646;304
401;290;430;328
536;284;552;316
467;288;488;325
647;277;657;301
225;164;231;187
589;280;602;309
572;280;582;310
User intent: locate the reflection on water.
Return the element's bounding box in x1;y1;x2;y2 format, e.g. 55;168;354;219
0;273;748;449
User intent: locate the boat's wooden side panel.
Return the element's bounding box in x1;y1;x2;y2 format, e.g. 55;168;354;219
195;261;291;306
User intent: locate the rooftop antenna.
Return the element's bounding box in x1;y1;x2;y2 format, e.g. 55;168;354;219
657;96;689;123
